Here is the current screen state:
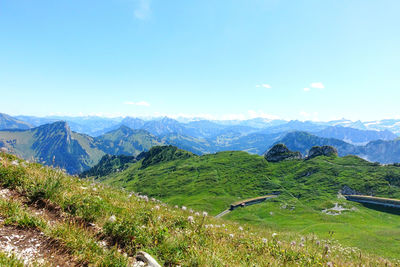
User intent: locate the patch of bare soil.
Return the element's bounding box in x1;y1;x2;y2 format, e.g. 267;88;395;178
0;225;76;266
0;187;155;266
0;188;78;266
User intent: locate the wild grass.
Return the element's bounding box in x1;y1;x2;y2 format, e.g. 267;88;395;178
0;251;25;267
0;199;46;229
1;152;398;266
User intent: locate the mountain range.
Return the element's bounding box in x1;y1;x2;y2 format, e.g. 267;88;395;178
6;113;400;137
0;121;162;174
2;112;400;173
275;131;400;163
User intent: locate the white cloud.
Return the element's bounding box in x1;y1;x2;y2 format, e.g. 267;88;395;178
150;111;280;121
299;111;319;121
310;82;325;89
124;101;150;107
134;0;151;20
303;87;310;92
247;110;280;120
255;84;272;89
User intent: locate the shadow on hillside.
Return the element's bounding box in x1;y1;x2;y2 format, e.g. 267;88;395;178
360;203;400;216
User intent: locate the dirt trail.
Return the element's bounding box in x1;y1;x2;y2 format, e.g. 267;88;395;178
0;187;158;266
0;188;77;266
0;224;75;266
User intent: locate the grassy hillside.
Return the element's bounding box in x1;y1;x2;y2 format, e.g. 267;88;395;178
97;148;400;259
80;154;137;178
95;126;163;156
0;152;397;266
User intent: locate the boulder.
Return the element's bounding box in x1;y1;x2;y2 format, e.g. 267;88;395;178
135;251;161;267
307;146;338;159
265;144;302;162
341;185;361;196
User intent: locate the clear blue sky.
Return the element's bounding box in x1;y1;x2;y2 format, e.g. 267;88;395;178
1;0;399;121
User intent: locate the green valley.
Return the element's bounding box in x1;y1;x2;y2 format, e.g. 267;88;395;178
92;145;400;259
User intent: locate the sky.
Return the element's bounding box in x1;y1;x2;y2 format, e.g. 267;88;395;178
1;0;400;121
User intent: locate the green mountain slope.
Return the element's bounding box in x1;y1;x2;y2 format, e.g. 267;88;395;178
80;154;136;178
0;113;32;130
138;145;195;168
96;147;400;258
95;125;163;156
98;149;400;212
0;121;105;174
0;123;169;174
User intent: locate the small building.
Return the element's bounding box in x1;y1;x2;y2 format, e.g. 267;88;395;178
229;195;277;211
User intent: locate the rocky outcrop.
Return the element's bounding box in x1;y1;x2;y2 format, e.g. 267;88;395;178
307;146;338;159
341;185;361;196
265;144;302;162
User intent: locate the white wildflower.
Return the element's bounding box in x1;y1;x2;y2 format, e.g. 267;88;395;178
272;233;277;238
202;211;208;217
11;160;19;166
195;212;200;216
108;215;117;223
229;234;234;238
290;241;296;246
189;209;194;213
187;216;195;224
174;205;179;209
182;206;187;211
154;205;160;210
262;238;268;244
238;226;243;231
